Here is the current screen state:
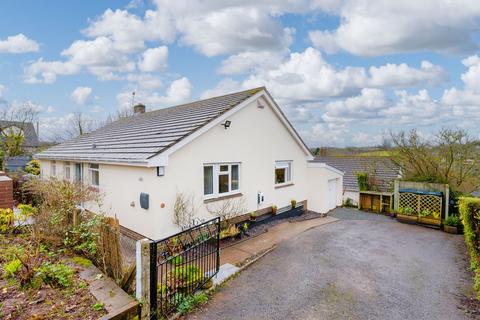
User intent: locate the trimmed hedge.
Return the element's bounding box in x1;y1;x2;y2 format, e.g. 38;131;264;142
459;197;480;298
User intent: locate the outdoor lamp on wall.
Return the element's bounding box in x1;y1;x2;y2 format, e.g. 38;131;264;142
221;120;231;129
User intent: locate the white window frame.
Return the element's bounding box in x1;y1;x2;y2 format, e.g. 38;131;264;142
50;160;56;178
64;162;71;181
203;163;241;199
89;163;100;187
275;160;293;185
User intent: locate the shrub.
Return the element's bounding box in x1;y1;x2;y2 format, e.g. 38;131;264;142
357;172;369;191
291;199;297;208
3;259;22;278
444;215;460;227
459;197;480;298
25;160;40;176
0;209;14;233
271;205;277;214
170;255;183;266
166;265;204;290
36;262;74;288
343;198;355;208
27;179;99;244
403;207;414;216
177;292;209;314
419;209;431;217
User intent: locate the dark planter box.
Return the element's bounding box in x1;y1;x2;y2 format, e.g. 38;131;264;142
418;217;441;227
444;225;459;234
396;214;418;224
246;205;304;228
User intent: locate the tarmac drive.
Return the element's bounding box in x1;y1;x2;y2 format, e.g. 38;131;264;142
187;208;472;320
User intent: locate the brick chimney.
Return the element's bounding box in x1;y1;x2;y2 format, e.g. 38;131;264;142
134;103;146;115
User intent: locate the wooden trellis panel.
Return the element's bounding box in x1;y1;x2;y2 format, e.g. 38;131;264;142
399;192;442;216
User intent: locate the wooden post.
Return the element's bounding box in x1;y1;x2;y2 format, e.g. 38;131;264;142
393;180;400;211
136;239;151;320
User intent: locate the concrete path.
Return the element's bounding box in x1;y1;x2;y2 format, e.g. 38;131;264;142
221;215;338;266
188;208;472;320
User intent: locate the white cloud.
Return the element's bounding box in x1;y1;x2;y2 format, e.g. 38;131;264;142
138;46;168;72
0;84;5;96
117;77;192;110
369;61;447;88
24;59;80;84
309;0;480;56
0;34;39;54
71;87;93;105
218;50;286;75
201;78;241;99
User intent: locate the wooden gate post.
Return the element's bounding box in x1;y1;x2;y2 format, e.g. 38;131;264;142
136;239;152;320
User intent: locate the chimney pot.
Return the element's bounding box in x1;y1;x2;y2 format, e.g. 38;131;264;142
134;103;146;114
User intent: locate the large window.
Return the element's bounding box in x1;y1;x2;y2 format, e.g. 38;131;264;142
89;163;99;186
204;163;240;198
275;161;292;185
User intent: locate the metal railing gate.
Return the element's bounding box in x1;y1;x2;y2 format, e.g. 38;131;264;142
149;217;220;319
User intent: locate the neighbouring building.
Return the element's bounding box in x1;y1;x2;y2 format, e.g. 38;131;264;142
36;88;343;240
316;156;401;205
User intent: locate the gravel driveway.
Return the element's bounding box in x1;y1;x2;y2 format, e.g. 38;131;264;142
187;208;472;320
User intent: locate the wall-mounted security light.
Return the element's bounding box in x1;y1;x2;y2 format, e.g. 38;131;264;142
221;120;231;129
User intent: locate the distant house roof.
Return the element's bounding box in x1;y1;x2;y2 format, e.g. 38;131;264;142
37;87;310;165
0;121;39;147
316;156;401;192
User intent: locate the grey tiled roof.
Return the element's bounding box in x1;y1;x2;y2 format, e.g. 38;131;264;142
316;156;401;192
36;88;264;164
0;121;39;147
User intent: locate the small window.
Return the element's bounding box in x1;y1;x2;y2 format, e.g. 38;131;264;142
74;163;83;182
203;163;240;198
204;166;214;195
51;160;56;177
64;162;71;180
89;163;99;186
275;161;292;185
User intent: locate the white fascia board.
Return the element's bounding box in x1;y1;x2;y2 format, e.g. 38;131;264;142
36;155;150;167
146;90;265;167
307;161;345;176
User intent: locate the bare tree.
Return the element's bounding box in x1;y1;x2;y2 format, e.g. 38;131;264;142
206;196;247;227
391;128;480;192
173;192;198;229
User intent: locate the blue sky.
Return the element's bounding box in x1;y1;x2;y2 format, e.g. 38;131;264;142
0;1;479;146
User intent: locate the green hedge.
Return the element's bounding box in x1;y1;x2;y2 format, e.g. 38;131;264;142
459;197;480;298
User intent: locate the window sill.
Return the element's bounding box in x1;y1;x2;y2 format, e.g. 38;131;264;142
204;192;243;203
275;182;294;189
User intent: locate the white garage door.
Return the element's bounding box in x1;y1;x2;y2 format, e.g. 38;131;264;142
327;178;338;211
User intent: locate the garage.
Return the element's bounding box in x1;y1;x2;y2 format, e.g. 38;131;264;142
306;161;344;214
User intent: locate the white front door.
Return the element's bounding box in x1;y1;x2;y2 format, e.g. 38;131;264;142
327;179;338;210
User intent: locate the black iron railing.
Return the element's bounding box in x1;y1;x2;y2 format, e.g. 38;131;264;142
149;217;220;319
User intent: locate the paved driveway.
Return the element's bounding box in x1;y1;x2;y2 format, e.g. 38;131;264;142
188;208;472;320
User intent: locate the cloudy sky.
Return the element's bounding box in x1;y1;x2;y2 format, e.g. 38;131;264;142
1;0;480;146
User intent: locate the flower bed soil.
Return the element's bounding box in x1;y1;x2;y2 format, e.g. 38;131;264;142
220;210;324;249
0;233;106;320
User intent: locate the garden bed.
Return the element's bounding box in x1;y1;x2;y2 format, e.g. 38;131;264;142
0;231;106;320
220;208;323;249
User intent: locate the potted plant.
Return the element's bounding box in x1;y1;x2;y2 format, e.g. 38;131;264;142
418;209;441;227
271;205;278;215
291;199;297;209
249;211;257;221
396;206;418;223
444;215;460;234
